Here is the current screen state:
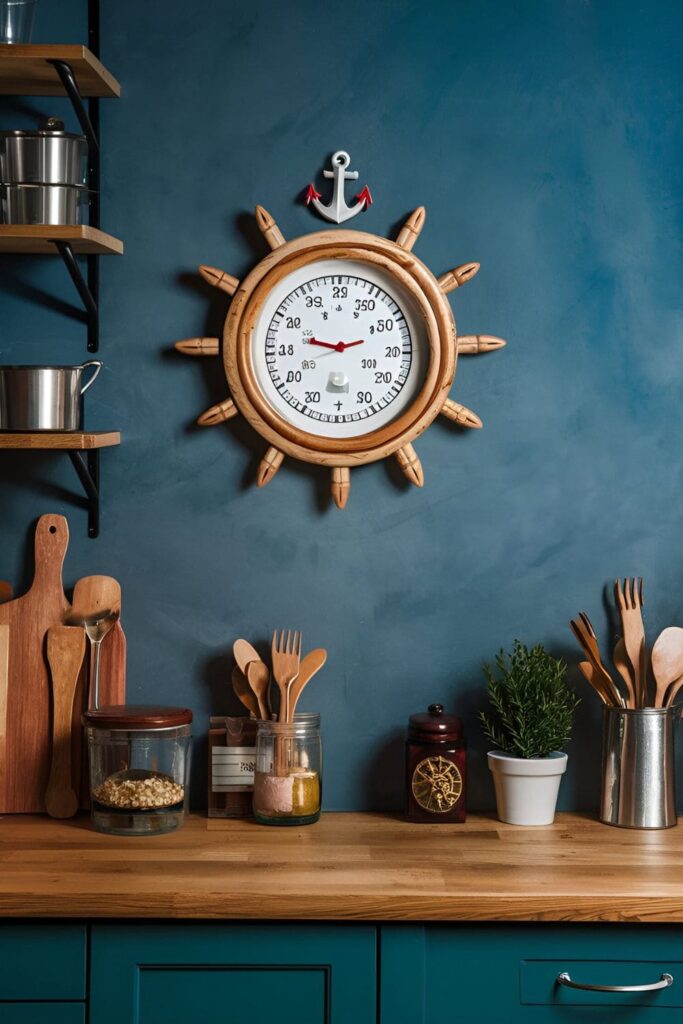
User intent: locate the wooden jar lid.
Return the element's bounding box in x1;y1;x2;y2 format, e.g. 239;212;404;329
82;705;193;729
408;703;463;742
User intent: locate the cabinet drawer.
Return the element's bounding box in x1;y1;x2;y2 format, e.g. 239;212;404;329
0;1006;84;1024
0;925;86;1001
91;923;376;1024
381;924;683;1023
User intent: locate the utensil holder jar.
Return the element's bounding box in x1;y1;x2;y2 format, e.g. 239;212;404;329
600;706;677;829
253;713;321;826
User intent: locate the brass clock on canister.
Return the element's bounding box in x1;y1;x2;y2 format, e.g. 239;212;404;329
406;704;466;823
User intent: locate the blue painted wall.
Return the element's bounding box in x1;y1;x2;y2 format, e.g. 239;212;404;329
1;0;682;811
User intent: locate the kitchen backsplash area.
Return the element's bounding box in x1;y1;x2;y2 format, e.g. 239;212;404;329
0;0;681;814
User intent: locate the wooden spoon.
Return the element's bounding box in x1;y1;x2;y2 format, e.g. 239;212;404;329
69;576;120;710
652;627;683;707
246;660;270;720
233;639;263;676
288;648;327;718
45;625;86;819
231;666;259;718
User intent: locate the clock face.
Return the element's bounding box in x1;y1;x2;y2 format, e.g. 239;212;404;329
412;755;463;813
251;259;429;438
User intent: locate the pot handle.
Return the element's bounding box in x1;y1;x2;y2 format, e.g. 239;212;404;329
80;360;103;395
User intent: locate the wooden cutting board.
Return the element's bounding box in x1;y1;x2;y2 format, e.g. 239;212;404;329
0;514;71;812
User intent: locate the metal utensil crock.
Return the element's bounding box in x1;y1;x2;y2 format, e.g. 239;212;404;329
0;361;102;431
600;706;677;829
0;118;87;184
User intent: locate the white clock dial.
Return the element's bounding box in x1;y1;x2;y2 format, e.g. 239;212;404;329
252;259;428;438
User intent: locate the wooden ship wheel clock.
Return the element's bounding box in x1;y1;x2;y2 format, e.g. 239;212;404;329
175;151;506;509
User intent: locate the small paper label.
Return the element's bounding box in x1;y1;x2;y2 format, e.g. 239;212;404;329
212;745;255;792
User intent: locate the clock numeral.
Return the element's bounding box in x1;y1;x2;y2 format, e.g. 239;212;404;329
374;371;392;384
361;358;377;369
301;360;316;370
385;345;400;358
286;370;302;384
305;296;323;308
278;344;294;356
305;391;321;404
370;319;394;335
357;391;372;405
332;286;348;299
354;299;375;311
285;316;301;329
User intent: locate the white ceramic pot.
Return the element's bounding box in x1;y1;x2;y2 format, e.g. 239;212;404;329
487;750;568;826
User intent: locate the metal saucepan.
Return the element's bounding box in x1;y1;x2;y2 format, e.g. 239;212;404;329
0;183;91;225
0;361;103;431
0;118;87;184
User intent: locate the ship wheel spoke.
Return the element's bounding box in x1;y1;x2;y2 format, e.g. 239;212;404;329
438;262;480;294
197;398;239;427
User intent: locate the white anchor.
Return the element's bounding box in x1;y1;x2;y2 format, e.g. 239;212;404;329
305;150;373;225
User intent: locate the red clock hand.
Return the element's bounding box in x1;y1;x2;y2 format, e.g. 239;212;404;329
308;338;365;352
308;339;338;350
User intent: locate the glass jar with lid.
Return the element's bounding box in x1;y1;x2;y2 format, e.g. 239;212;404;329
405;703;466;823
83;705;192;836
253;712;321;825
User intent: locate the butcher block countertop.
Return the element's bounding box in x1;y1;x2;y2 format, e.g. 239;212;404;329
0;812;682;922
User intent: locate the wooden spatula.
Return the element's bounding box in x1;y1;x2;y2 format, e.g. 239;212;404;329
613;637;636;708
651;627;683;707
45;625;86;819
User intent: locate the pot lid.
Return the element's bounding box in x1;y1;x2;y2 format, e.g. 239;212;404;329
82;705;193;729
408;703;463;741
0;117;86;142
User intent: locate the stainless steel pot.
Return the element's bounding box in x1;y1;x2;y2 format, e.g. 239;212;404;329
0;118;87;184
0;361;102;431
0;183;90;225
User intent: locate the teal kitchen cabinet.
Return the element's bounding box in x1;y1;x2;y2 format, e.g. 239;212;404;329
90;923;376;1024
0;1007;85;1024
0;924;86;1024
381;924;683;1023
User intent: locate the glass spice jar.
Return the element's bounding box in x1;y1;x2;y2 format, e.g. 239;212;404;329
405;703;466;823
83;705;192;836
253;712;321;826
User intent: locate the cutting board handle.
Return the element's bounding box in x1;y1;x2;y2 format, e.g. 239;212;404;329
32;515;69;591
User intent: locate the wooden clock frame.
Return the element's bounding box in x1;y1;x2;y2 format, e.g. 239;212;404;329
176;206;506;508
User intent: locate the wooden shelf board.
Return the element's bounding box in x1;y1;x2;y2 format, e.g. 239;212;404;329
0;44;119;97
0;225;123;255
0;431;120;450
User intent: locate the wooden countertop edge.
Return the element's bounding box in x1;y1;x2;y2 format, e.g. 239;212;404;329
0;896;681;923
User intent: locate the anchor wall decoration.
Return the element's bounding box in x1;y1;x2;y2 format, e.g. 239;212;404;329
305;150;373;224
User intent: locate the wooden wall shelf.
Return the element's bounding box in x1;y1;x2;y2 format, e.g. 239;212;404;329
0;432;120;450
0;226;123;256
0;44;120;97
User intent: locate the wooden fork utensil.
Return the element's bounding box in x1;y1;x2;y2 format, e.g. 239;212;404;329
271;628;302;723
614;577;647;707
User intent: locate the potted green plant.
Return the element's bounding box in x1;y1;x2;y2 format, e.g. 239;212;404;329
480;640;580;825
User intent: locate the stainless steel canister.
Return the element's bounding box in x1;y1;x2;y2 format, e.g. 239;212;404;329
0;183;90;225
0;118;87;184
0;361;102;431
600;707;677;829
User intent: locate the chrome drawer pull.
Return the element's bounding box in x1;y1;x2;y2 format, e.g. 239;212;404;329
557;971;673;993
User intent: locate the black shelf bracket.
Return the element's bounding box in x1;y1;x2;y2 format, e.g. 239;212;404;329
68;449;100;538
47;59;99;153
54;240;99;352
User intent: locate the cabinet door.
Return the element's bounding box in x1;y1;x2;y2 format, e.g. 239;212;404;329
381;924;683;1023
91;923;376;1024
0;924;86;1000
